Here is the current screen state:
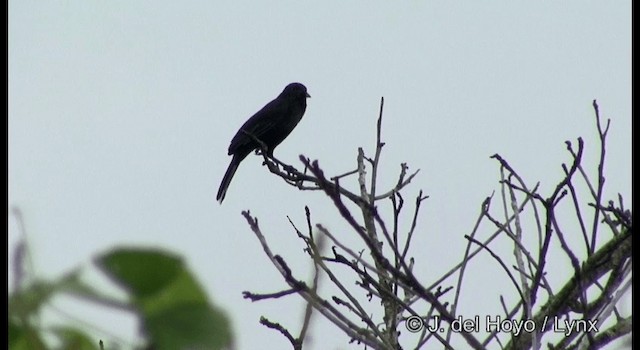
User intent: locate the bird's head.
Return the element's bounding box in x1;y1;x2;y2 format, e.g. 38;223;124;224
281;82;311;99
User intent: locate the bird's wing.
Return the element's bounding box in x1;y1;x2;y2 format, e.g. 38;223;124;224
228;97;288;154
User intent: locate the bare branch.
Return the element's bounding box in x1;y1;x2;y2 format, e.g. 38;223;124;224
464;235;526;309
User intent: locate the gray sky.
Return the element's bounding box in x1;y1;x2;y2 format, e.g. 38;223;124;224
9;2;631;349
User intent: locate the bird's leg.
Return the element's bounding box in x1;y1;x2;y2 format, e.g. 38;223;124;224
240;130;277;168
266;153;301;182
263;150;280;172
258;150;278;170
238;130;301;177
281;162;296;174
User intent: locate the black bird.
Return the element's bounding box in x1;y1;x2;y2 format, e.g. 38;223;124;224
216;82;310;203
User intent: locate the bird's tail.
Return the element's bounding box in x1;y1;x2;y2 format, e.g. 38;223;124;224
217;156;241;203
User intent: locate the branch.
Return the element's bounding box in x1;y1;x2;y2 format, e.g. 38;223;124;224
504;227;631;350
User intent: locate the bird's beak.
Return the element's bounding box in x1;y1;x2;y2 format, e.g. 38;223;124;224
306;92;311;98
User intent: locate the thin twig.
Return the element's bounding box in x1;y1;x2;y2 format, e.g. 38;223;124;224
447;196;490;344
464;235;526;309
590;99;610;254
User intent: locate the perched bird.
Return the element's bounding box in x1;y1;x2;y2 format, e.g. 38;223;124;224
216;82;310;203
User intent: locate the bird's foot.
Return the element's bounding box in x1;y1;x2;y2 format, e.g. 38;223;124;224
283;164;297;174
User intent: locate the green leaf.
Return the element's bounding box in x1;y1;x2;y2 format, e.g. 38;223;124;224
8;319;47;350
51;326;99;350
8;279;57;319
56;270;131;309
96;248;184;299
96;247;233;350
146;303;232;350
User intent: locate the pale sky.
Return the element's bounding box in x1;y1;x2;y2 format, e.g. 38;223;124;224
9;2;631;349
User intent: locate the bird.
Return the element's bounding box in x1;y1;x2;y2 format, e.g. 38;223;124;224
216;82;310;203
